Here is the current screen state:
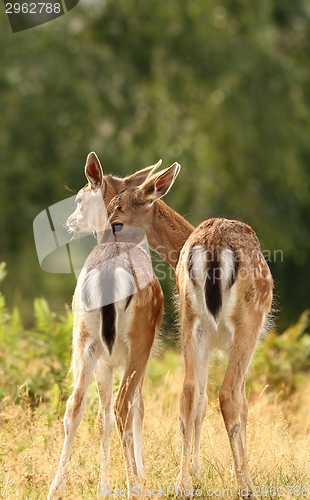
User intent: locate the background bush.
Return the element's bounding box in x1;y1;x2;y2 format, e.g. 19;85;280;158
1;0;310;330
1;262;309;408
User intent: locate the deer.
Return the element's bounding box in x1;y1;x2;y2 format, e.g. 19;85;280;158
72;151;164;211
107;162;274;500
47;154;164;499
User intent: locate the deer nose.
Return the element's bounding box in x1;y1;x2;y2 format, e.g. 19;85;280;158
67;214;75;229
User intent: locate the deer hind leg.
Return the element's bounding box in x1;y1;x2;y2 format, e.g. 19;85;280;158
48;338;98;500
132;381;146;480
219;314;263;500
176;311;210;499
94;362;114;498
114;351;150;496
191;350;209;480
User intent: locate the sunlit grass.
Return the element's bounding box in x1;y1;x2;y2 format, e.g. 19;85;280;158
1;351;310;499
1;266;309;498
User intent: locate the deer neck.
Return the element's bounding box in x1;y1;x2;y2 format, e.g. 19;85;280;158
146;200;194;269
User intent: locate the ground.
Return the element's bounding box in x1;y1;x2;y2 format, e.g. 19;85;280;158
1;353;309;499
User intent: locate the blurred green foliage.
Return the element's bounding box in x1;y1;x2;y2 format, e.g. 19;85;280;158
0;0;310;328
251;309;310;397
0;265;309;407
0;263;72;404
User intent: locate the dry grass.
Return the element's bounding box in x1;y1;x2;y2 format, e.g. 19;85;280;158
0;354;310;499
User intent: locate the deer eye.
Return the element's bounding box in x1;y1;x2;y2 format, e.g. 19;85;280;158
76;198;82;205
112;223;124;234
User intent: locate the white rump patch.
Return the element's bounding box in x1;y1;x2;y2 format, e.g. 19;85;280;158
114;268;136;303
189;245;207;287
190;246;236;292
81;266;136;310
220;248;236;291
82;268;103;310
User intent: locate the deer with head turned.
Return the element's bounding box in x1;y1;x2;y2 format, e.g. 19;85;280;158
47;154;164;500
107;163;273;500
69;151;163;222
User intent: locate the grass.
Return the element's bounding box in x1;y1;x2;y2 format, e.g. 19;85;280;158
1;351;310;499
1;265;309;499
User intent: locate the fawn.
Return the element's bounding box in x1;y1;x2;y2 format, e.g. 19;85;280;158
107;162;273;499
48;154;164;499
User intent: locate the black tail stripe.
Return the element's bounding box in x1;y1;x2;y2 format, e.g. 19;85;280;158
101;303;116;355
125;294;133;310
205;252;222;319
229;251;239;289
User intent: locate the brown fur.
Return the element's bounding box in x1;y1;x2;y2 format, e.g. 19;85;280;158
113;274;163;488
108;197;194;268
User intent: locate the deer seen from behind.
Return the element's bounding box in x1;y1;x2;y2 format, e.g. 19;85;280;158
47;154;164;499
107;163;273;500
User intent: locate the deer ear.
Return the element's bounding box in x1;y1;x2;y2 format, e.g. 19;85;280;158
136;162;181;206
85;152;103;189
125;160;162;187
